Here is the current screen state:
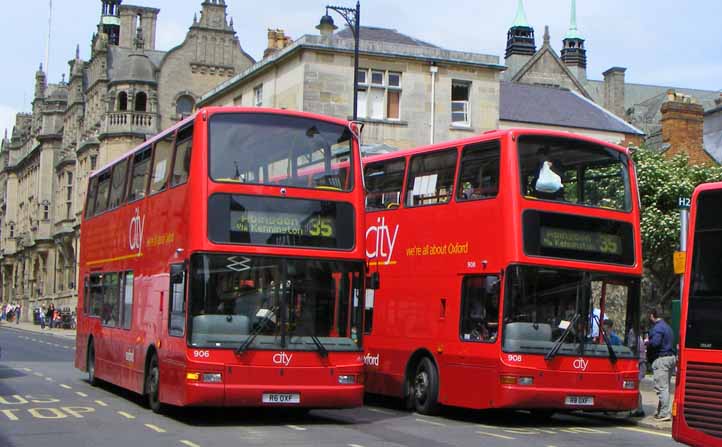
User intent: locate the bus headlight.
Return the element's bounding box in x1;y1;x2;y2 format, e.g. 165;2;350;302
622;380;636;390
517;377;534;386
202;373;223;383
338;375;356;385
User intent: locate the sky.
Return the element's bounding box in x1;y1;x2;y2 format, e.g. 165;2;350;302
0;0;721;137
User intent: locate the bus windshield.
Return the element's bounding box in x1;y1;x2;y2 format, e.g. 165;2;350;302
209;113;354;191
188;254;363;351
502;265;640;359
518;136;631;211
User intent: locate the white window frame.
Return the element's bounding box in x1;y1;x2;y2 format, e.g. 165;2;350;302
451;80;471;128
356;68;402;121
253;85;263;107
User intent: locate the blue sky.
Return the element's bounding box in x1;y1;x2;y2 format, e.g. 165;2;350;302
1;0;720;136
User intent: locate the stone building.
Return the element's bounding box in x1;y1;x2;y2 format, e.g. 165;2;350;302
199;26;506;149
0;0;253;318
502;0;720;159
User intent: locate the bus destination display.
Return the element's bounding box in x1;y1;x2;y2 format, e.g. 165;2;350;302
540;227;622;255
233;212;335;238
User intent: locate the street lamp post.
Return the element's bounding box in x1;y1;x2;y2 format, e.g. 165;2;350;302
320;1;361;121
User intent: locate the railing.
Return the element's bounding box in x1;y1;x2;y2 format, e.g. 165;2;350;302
105;112;157;134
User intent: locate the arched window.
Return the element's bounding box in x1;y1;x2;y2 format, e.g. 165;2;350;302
176;95;195;118
118;92;128;111
135;91;147;112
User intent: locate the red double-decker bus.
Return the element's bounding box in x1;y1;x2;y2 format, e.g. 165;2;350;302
75;107;367;412
673;182;722;446
362;129;642;415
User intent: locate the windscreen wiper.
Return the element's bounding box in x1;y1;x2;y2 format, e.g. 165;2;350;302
593;315;618;364
545;313;580;361
236;306;277;355
309;335;328;358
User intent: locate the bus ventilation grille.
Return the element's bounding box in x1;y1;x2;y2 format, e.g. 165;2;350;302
683;361;722;439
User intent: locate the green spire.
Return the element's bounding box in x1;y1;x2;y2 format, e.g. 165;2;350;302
564;0;583;40
512;0;530;27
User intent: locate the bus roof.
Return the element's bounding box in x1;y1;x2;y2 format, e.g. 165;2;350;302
362;128;631;163
89;107;354;179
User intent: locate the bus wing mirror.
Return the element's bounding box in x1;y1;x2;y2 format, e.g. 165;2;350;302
366;272;380;290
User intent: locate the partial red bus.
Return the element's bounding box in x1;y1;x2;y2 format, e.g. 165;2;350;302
673;182;722;446
362;129;642;414
75;107;367;412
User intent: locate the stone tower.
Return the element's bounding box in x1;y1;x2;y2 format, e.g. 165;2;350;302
100;0;123;46
560;0;587;82
504;0;536;79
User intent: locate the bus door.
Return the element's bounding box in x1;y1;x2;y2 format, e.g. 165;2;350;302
443;275;501;409
163;263;188;403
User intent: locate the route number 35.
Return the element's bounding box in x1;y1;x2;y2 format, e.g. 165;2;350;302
193;350;210;358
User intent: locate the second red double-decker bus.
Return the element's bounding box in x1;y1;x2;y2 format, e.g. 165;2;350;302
75;107;367;412
362;129;642;415
673;182;722;446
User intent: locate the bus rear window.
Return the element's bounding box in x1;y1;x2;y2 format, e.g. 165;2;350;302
209;113;354;191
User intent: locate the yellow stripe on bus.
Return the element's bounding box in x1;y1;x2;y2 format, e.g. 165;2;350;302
86;252;143;267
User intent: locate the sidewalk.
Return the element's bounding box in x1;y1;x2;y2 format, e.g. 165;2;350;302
636;375;674;431
0;319;76;339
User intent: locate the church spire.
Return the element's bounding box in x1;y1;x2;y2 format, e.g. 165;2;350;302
505;0;536;60
511;0;530;27
561;0;587;80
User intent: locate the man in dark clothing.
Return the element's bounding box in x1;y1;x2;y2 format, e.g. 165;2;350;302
648;307;676;421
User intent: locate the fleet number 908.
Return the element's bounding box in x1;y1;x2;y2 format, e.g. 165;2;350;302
507;354;523;362
193;350;210;358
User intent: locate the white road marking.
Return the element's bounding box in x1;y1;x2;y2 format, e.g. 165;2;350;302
118;411;135;419
286;425;307;431
180;441;201;447
60;384;72;389
94;400;108;407
415;418;446;427
144;424;166;433
621;427;672;438
366;407;395;415
75;392;88;398
33;372;44;377
44;377;54;382
476;431;516;440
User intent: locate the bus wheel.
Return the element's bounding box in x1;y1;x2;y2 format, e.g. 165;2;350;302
87;341;97;387
412;357;440;415
146;354;164;414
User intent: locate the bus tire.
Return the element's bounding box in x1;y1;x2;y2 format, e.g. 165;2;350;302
412;357;440;415
146;353;164;414
87;340;98;387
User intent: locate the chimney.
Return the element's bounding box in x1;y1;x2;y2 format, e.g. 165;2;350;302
263;29;291;58
660;90;713;165
602;67;626;119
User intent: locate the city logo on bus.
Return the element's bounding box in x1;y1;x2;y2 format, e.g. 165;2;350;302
366;216;399;265
573;358;589;371
272;352;293;366
363;353;380;367
128;208;145;254
226;256;252;272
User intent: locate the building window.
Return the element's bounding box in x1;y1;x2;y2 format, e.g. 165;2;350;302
357;69;402;121
175;95;195;118
233;94;243;106
135;91;147;112
253;85;263;107
90;155;97;170
9;223;14;239
42;204;49;220
451;80;471;127
66;172;73;220
118;92;128;111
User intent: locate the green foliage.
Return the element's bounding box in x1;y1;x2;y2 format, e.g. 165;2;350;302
632;146;722;308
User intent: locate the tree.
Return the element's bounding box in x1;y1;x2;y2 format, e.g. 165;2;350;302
633;146;722;311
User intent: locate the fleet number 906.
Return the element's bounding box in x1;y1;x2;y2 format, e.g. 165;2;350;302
193;350;210;358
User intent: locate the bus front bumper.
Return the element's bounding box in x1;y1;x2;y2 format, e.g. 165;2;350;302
496;385;638;411
185;382;364;408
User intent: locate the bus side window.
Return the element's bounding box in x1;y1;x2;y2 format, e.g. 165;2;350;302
169;264;186;337
121;271;134;330
171;125;193;187
101;273;120;327
108;158;129;209
364;158;405;210
93;168;112;215
85;176;99;218
456;141;500;201
127;146;152;202
150;134;174;194
406;149;457;207
460;275;500;343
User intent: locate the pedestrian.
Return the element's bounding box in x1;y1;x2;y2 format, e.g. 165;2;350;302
46;303;55;329
15;304;20;324
647;307;676;422
39;304;46;329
